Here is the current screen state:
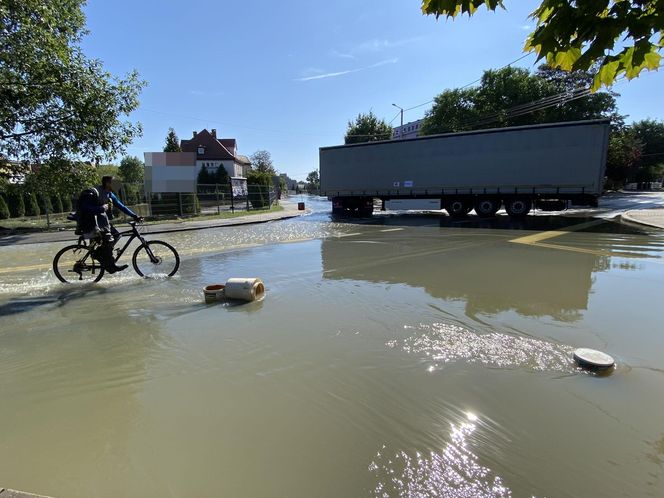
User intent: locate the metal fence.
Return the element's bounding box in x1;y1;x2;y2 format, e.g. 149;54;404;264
115;183;279;220
0;183;278;229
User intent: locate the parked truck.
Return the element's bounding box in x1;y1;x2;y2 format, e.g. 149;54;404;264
319;119;610;218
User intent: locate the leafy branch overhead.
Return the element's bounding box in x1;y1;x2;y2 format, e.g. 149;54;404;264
421;0;663;90
0;0;146;166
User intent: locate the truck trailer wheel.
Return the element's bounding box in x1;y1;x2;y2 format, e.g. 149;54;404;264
505;198;532;218
444;199;471;218
474;198;501;218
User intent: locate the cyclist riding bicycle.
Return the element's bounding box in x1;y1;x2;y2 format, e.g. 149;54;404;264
77;175;142;274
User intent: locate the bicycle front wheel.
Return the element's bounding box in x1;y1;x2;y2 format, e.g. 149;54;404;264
132;240;180;278
53;244;105;283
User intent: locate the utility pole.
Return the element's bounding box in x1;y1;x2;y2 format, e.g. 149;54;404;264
392;103;404;139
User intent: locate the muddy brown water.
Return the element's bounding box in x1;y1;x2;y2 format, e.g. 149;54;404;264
1;199;663;497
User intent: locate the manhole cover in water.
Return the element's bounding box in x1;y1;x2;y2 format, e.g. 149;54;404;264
573;348;615;369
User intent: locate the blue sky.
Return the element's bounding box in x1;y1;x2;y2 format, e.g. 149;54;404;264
82;0;663;180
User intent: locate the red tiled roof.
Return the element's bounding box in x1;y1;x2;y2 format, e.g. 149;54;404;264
180;129;235;161
219;138;236;151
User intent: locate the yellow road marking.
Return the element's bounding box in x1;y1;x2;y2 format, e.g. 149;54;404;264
0;262;52;274
509;219;606;245
379;228;404;233
508;219;644;257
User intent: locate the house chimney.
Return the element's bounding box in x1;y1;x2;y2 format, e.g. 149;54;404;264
211;128;217;138
192;131;197;138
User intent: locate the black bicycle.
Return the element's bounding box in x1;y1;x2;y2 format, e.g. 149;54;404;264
53;221;180;283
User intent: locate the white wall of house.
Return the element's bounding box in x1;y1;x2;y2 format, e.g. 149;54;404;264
195;160;243;179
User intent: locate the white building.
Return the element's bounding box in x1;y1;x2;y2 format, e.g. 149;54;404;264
143;129;252;193
393;119;424;140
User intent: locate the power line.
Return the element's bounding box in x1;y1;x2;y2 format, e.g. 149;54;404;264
462;88;592;129
400;53;534;113
388;110;402;126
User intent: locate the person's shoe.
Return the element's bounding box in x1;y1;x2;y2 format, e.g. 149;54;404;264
106;264;128;274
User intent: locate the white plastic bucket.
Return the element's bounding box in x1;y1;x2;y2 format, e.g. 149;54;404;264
224;278;265;302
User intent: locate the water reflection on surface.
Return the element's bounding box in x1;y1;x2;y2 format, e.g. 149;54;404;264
1;199;664;497
389;323;575;373
370;413;513;498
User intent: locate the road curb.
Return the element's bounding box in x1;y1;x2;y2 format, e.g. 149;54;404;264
144;212;305;236
0;209;307;246
0;488;54;498
620;210;664;229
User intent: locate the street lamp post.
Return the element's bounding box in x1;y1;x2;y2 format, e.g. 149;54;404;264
392;103;404;139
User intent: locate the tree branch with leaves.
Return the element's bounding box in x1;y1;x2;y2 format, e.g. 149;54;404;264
421;0;663;90
0;0;146;172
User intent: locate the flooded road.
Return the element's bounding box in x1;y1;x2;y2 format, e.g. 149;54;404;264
1;197;664;497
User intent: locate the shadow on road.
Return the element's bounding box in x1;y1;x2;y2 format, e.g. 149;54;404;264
330;212;650;235
0;285;109;317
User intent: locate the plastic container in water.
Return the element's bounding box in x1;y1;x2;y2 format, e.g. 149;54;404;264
204;284;225;303
224;278;265;302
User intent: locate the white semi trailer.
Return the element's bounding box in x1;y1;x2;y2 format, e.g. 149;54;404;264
319;120;610;218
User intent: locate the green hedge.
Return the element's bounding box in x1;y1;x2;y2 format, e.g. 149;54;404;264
7;188;25;217
51;194;64;214
247;171;272;210
63;195;73;213
0;195;10;220
24;193;40;216
41;195;53;214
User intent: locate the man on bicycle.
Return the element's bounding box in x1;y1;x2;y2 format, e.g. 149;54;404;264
78;175;142;274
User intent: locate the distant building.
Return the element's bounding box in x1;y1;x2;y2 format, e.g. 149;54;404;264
180;129;251;178
279;173;298;190
393;119;424;140
144;128;251;193
0;159;39;184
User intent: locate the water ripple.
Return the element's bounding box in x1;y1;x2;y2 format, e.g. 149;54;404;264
388;323;575;373
370;413;515;498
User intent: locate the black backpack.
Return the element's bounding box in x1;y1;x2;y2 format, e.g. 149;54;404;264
74;187;100;235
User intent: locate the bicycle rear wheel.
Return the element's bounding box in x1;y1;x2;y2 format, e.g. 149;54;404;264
132;240;180;278
53;244;105;283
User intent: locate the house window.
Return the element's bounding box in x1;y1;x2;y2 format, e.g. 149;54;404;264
197;146;205;155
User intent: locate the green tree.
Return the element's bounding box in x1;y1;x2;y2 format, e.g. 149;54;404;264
197;165;213;185
305;170;320;194
24;192;40;216
96;164;120;182
0;0;146;172
62;195;73;213
536;65;624;128
215;164;230;185
250;150;276;174
345;111;392;144
422;65;621;134
6;186;25;217
421;88;480;135
0;195;9;220
27;158;98;201
421;1;663;90
606;130;643;185
51;194;64;214
119;156;144;184
41;194;53;214
631;119;664;169
164;128;181;152
247;170;273;209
